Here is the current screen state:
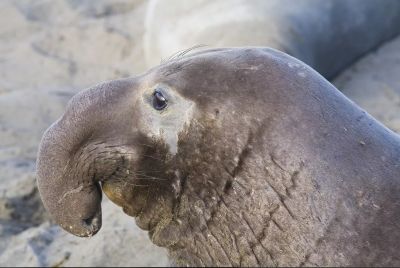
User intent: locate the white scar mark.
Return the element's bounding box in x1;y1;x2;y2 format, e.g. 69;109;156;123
140;85;195;155
287;62;301;68
158;101;194;155
287;61;307;78
58;185;84;204
298;71;306;78
237;64;263;71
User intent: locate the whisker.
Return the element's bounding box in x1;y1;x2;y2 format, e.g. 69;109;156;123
134;170;162;175
138;143;155;148
142;154;164;161
110;176;149;187
107;168;166;182
136;176;167;181
172;45;208;61
162;44;209;64
176;44;208;58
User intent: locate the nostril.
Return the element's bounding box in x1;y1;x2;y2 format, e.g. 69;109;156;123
81;214;101;237
83;216;94;226
82;214;100;228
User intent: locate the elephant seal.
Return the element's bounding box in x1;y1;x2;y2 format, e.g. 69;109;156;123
37;47;400;266
145;0;400;79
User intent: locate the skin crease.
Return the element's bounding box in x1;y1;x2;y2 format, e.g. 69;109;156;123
36;48;400;266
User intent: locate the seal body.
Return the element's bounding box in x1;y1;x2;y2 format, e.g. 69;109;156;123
37;47;400;266
145;0;400;78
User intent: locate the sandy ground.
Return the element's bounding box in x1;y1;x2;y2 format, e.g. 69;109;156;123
0;0;399;266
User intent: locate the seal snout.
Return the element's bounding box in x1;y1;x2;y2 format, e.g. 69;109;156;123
79;209;102;237
36;79;139;238
53;182;103;237
60;213;102;238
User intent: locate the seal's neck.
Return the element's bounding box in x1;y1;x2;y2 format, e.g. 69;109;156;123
153;114;400;266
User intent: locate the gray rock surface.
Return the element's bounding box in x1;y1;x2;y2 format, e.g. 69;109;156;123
0;0;148;94
0;201;168;267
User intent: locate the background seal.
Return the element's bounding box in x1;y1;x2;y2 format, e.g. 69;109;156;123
144;0;400;79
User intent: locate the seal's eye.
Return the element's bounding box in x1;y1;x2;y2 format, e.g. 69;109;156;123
152;89;168;110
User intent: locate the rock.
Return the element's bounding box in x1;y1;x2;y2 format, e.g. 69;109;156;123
333;35;400;133
0;200;168;267
0;0;148;94
66;0;145;18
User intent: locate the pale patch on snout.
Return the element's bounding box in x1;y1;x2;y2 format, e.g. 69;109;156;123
138;84;195;155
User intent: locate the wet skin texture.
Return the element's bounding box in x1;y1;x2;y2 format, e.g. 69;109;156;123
37;48;400;266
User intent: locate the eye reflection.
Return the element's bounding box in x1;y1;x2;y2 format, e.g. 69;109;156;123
152;89;168;110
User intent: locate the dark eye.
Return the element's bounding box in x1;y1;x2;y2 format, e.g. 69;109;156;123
152;89;168;110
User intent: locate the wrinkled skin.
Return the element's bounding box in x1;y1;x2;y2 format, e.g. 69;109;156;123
37;48;400;266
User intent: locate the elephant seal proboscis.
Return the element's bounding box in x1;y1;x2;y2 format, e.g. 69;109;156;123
37;47;400;266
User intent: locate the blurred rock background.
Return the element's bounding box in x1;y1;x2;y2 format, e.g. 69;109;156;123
0;0;168;266
0;0;399;266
